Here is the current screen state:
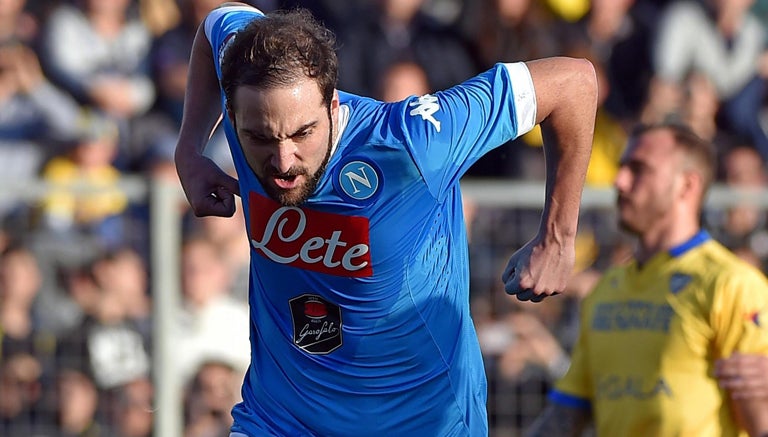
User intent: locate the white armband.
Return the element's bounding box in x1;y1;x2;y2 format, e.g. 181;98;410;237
503;62;537;137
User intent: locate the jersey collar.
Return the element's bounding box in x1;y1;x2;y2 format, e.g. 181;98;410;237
330;104;349;158
668;230;711;258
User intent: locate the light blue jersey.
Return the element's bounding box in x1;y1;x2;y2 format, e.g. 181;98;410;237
204;6;537;436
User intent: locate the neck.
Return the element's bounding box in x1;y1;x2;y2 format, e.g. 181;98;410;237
635;217;701;264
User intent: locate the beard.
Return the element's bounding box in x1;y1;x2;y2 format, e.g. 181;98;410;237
262;109;334;207
616;193;670;236
264;139;332;206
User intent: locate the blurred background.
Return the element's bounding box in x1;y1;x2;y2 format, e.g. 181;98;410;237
3;0;768;436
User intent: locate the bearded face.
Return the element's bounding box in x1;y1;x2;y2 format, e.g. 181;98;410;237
232;79;338;206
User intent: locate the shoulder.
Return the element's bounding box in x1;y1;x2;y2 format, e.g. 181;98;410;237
693;241;768;292
337;92;411;149
204;3;264;39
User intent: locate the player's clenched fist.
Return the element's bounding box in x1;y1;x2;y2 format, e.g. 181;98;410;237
175;151;240;217
502;234;575;302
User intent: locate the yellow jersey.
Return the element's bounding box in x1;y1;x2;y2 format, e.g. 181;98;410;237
553;231;768;436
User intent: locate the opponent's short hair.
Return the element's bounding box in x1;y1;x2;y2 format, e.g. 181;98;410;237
221;8;338;114
630;121;717;194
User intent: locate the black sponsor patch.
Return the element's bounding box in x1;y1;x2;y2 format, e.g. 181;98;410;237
289;294;342;354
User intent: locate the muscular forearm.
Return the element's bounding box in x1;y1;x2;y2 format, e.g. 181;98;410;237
176;21;225;160
732;397;768;437
525;57;597;242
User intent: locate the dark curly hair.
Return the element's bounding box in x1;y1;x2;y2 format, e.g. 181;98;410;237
221;8;338;116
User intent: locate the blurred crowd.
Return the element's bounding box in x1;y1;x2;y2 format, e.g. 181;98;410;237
3;0;768;435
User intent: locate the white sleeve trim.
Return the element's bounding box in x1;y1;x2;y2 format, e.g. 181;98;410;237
204;5;263;41
503;62;537;138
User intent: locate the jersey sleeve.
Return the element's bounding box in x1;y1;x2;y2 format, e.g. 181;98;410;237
402;62;537;200
711;264;768;357
551;304;593;409
204;5;265;81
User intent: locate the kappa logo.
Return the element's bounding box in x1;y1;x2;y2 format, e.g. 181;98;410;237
409;94;441;132
338;160;380;201
249;192;373;277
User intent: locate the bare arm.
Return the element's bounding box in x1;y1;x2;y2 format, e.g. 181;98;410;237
174;5;243;217
525;403;592;437
733;397;768;437
503;57;597;301
716;353;768;436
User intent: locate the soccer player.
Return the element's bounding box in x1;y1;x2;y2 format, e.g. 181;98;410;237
174;2;597;435
526;122;768;437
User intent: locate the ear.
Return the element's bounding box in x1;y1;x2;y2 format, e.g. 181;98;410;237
331;89;340;113
680;169;704;203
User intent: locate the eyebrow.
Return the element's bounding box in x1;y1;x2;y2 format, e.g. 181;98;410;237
241;121;318;141
619;154;643;166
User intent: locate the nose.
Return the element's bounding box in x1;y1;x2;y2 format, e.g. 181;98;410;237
614;165;630;192
270;141;296;174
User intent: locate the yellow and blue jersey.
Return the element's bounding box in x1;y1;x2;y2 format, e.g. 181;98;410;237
552;231;768;436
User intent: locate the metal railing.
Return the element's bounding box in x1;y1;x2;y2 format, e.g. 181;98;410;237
3;176;767;436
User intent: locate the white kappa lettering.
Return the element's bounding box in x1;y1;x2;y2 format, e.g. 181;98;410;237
251;207;370;271
409;94;441;132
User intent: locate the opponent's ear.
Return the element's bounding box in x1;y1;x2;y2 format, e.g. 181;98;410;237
679;169;704;203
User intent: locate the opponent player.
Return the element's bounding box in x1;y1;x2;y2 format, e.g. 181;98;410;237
175;3;597;435
526;122;768;436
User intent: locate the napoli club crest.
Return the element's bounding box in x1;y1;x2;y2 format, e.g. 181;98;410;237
336;160;381;202
289;294;343;354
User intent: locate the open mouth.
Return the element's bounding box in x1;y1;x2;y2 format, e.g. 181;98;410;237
273;174;300;189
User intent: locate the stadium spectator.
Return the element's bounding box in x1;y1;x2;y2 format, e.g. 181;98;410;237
334;0;481;97
38;111;129;251
90;246;152;341
375;57;431;103
56;250;151;392
458;0;570;180
54;365;109;437
563;0;664;125
484;303;574;434
527;122;768;436
0;41;84;216
38;0;155;169
677;72;722;143
0;350;48;435
460;0;566;71
139;0;231;174
0;243;57;374
105;376;154;437
175;236;250;384
705;144;768;266
183;360;241;437
645;0;768;160
187;206;251;302
0;0;38;45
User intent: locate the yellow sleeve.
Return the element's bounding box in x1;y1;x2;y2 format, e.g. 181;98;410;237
711;264;768;357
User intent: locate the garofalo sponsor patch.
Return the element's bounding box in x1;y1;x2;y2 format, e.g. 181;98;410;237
289;294;343;354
